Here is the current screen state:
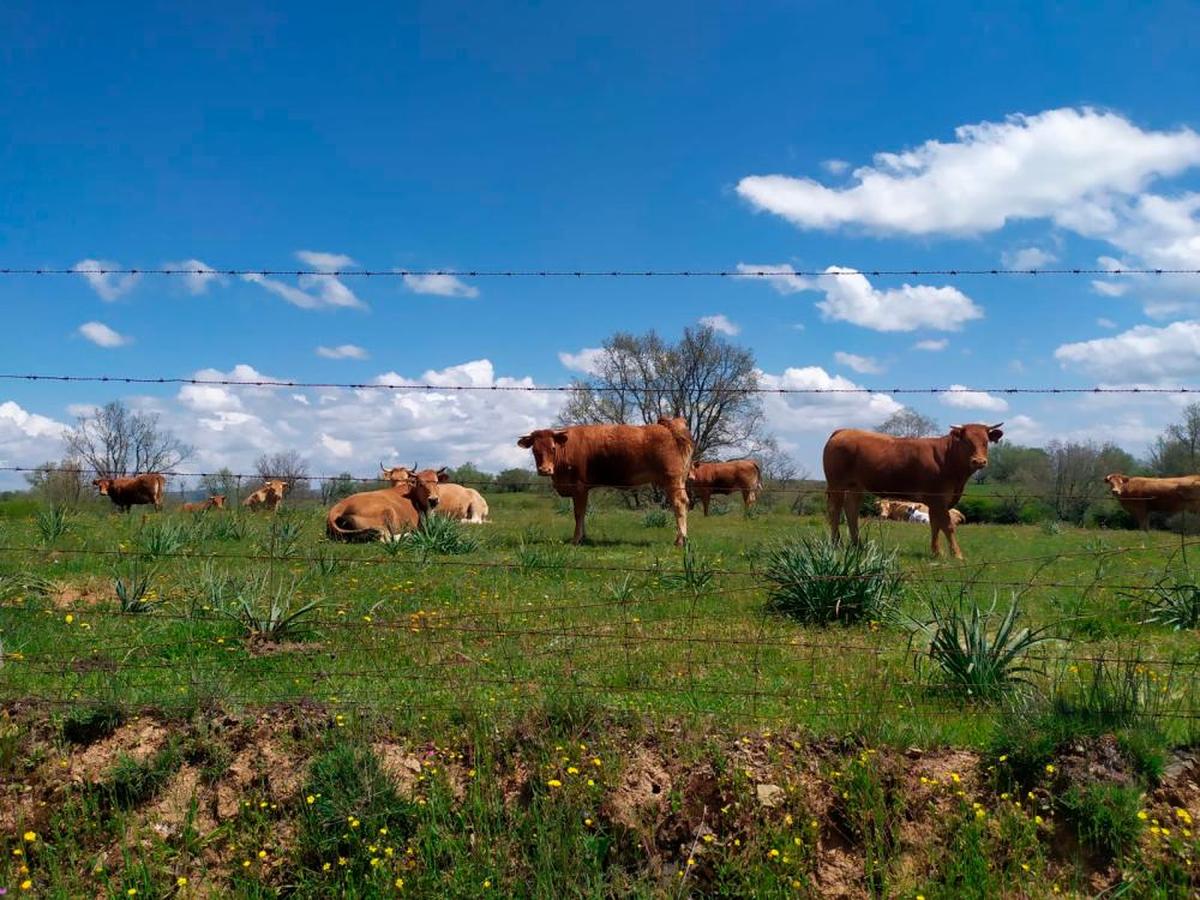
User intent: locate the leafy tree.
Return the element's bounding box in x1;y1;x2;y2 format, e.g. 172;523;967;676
320;472;359;505
1150;403;1200;475
560;326;766;460
199;467;239;501
876;407;940;438
25;457;86;506
64;400;192;477
494;468;539;493
444;462;493;487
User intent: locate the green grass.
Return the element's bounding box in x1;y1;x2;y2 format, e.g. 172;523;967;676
2;493;1200;894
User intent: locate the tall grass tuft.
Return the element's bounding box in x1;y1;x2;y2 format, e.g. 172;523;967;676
209;513;247;542
641;509;669;528
35;504;73;546
114;560;160;614
225;573;321;642
1058;782;1144;859
763;538;901;625
137;519;187;558
914;595;1051;700
261;513;305;558
659;543;715;596
1141;571;1200;630
407;513;480;556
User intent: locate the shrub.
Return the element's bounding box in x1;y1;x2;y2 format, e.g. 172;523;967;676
1141;572;1200;630
1059;782;1144;859
225;574;321;642
641;509;669;528
915;595;1050;700
114;560;160;614
763;538;901;625
137;518;187;557
406;513;480;556
1040;520;1063;536
209;513;247;542
35;504;73;546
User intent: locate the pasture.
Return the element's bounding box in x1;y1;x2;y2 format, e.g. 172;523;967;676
2;491;1200;896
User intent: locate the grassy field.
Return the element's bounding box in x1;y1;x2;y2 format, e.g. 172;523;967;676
2;491;1200;896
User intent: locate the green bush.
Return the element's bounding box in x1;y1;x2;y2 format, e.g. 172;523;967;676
763;538;901;625
35;504;73;546
1141;572;1200;630
641;509;669;528
407;513;480;556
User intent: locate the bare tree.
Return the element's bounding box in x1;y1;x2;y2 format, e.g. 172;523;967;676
25;457;86;506
1150;403;1200;475
64;401;192;478
255;450;310;495
560;326;765;459
199;467;239;501
876;407;940;438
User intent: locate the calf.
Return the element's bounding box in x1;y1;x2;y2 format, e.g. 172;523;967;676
878;499;965;526
1104;473;1200;530
687;459;762;516
182;495;226;512
824;423;1002;559
93;473;165;513
518;417;694;546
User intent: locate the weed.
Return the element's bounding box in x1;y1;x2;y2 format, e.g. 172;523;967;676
101;742;182;809
311;548;344;578
209;513;248;542
763;538;901;625
516;537;568;572
262;513;305;558
0;710;21;774
1141;571;1200;630
114;560;160;613
1059;782;1143;858
914;594;1051;700
407;513;480;556
659;543;715;596
829;752;902;895
35;504;73;545
641;509;669;528
62;702;124;745
1040;519;1063;536
225;573;322;642
137;518;187;557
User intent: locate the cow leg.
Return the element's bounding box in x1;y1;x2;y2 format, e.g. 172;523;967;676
844;491;863;546
701;493;710;517
745;488;757;508
930;506;962;559
826;489;844;545
571;490;590;544
668;481;689;547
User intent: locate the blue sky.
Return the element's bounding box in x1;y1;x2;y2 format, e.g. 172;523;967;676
3;1;1200;483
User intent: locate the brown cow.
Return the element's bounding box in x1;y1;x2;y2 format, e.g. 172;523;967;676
518;417;694;546
326;469;441;541
181;495;226;512
824;423;1002;558
877;498;965;526
687;459;762;516
381;465;490;523
243;479;288;511
1104;473;1200;530
93;473;165;513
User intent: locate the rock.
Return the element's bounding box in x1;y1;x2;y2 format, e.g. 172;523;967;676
756;783;784;808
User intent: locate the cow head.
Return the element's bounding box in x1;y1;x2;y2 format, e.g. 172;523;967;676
380;462;416;486
435;467;450;483
949;422;1004;471
877;499;892;517
1104;473;1129;496
406;468;441;511
517;429;569;476
211;495;227;509
93;478;112;496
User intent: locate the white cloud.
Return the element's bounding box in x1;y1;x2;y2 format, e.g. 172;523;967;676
242;251;365;310
1002;246;1058;269
699;314;740;336
758;367;903;436
833;351;883;374
558;347;605;375
734;263;813;294
73;258;139;301
939;385;1010;412
401;273;480;299
914;339;949;351
1054;320;1200;382
736;107;1200;236
813;267;983;332
1091;279;1129;297
822;159;850;175
77;321;131;348
317;344;369;360
164;259;223;295
0;401;68;473
1003;414;1041;443
1097;317;1117;329
320;433;354;458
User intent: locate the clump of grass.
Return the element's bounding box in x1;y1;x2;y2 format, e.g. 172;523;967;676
1141;572;1200;630
209;513;247;542
763;538;901;625
35;504;73;545
659;543;715;596
641;509;669;528
829;752;902;895
1040;519;1063;536
62;702;124;745
914;595;1051;700
114;560;160;613
101;743;182;809
225;574;321;642
311;548;344;578
0;710;21;774
298;743;415;876
516;532;568;572
137;518;187;557
261;513;304;558
407;513;480;556
1059;782;1144;859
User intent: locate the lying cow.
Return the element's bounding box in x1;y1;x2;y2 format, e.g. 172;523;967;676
381;464;490;524
93;473;165;513
687;459;762;516
327;468;441;541
243;479;287;511
877;499;965;527
518;417;694;546
1104;473;1200;530
181;495;226;512
824;422;1002;559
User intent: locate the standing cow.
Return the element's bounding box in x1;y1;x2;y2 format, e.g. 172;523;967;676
687;459;762;516
824;423;1002;559
93;473;166;512
1104;473;1200;530
518;417;694;546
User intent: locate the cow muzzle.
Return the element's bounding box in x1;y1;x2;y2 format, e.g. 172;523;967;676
970;456;988;470
537;464;555;476
427;496;439;508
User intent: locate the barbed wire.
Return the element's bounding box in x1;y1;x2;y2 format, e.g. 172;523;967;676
4;265;1199;278
0;371;1196;395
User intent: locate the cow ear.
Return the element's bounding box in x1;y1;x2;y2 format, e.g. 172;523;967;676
436;468;450;483
517;434;534;448
988;428;1004;443
949;426;965;439
553;430;569;445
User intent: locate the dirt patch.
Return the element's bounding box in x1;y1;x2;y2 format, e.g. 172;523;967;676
49;577;114;610
374;741;424;798
606;747;673;832
246;639;326;657
141;764;215;839
69;719;168;785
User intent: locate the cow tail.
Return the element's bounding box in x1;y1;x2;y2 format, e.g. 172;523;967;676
326;505;371;542
753;460;763;491
659;417;695;469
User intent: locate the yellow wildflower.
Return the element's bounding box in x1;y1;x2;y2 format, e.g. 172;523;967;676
23;831;37;842
177;877;189;887
547;779;562;788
